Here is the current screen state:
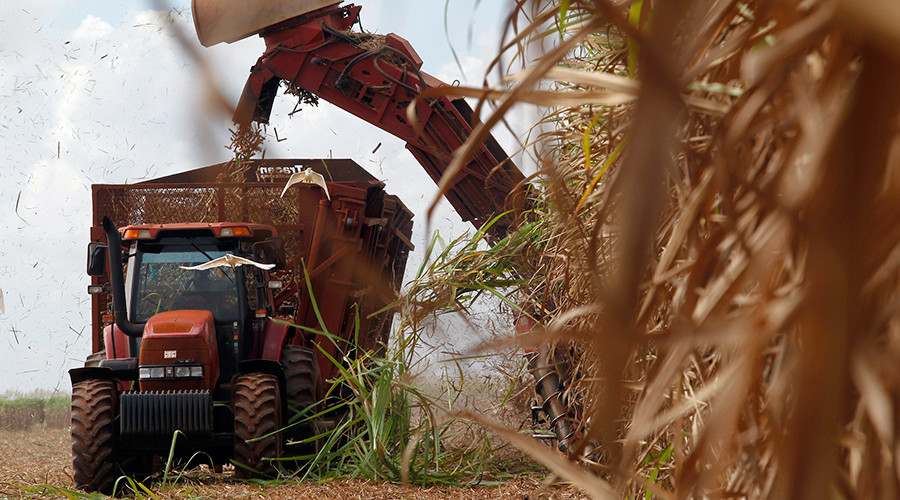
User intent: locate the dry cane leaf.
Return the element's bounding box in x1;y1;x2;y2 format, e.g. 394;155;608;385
458;411;618;500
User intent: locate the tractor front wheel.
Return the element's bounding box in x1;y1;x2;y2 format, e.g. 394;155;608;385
71;378;118;494
233;372;283;478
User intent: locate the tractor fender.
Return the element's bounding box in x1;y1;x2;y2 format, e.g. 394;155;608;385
259;320;291;361
69;367;116;386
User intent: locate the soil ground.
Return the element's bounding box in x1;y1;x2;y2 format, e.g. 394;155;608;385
0;428;588;499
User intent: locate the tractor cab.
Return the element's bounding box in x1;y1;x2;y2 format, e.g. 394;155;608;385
131;232;246;323
88;222;285;390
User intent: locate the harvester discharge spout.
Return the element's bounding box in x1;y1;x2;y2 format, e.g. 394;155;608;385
191;0;342;47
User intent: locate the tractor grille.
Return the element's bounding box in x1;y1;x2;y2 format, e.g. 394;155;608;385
119;390;212;439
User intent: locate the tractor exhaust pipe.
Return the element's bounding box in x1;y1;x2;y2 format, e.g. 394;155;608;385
102;217;144;337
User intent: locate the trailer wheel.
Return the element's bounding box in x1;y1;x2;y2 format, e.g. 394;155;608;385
281;345;323;457
233;373;282;478
71;378;118;494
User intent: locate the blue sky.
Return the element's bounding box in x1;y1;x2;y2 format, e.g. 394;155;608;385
0;0;531;393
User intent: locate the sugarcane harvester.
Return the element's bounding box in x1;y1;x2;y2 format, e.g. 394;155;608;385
69;1;571;494
195;0;527;243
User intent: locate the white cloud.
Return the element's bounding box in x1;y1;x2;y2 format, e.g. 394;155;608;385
0;6;224;393
73;15;114;41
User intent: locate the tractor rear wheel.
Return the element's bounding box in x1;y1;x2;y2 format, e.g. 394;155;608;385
281;345;322;456
84;350;106;367
71;378;118;494
233;373;282;478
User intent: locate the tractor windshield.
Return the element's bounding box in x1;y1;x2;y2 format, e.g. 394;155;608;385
132;237;243;323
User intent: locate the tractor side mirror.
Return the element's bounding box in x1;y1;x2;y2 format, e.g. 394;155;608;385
87;242;108;276
253;237;286;270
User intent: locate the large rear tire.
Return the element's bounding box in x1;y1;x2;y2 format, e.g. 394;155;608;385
83;350;106;367
281;345;323;444
233;373;282;478
281;345;322;457
71;379;118;494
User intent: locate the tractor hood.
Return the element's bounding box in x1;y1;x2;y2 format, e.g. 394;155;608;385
139;310;220;392
192;0;341;46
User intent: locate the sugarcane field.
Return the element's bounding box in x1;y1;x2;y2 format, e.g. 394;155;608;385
4;0;900;498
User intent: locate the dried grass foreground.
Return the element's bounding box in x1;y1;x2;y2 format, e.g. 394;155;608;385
0;427;585;500
405;0;900;498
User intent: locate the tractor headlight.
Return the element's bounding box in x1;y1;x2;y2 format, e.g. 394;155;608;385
139;364;204;380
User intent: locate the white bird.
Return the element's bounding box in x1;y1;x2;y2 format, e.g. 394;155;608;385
180;254;275;271
280;168;330;200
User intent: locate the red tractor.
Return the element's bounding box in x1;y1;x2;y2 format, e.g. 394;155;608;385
73;160;413;493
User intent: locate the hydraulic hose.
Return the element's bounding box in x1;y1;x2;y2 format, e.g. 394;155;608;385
102;216;145;337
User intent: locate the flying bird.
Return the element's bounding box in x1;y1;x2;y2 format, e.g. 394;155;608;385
180;254;275;271
280;168;330;200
